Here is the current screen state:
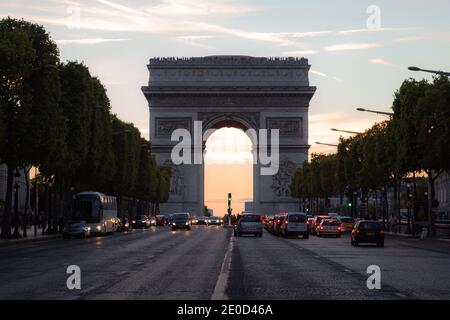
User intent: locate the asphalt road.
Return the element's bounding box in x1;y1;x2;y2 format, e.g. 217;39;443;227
1;226;450;300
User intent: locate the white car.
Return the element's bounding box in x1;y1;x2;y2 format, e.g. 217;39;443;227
280;212;309;239
234;213;263;237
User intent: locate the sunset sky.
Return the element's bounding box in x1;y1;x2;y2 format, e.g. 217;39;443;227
2;0;450;214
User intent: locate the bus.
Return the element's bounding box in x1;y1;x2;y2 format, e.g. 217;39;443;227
72;192;118;236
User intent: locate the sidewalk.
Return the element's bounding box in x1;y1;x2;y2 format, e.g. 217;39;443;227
0;227;61;247
385;231;450;245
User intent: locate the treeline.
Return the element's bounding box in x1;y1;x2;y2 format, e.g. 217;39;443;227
291;76;450;235
0;18;170;238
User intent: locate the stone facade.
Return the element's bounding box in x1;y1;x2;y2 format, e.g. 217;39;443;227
142;56;316;216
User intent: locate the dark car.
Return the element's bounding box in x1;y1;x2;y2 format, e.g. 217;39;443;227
63;221;91;238
118;217;131;231
207;216;222;226
351;220;385;247
155;215;166;226
196;216;207;225
273;216;286;236
132;215;151;229
171;213;191;231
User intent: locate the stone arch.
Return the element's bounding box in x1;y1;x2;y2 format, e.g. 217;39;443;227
142;56;316;216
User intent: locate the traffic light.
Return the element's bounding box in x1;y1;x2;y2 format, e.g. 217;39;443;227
228;193;232;207
348;202;352;208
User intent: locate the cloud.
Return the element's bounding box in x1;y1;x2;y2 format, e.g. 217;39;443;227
144;0;262;17
337;27;414;35
282;50;319;56
394;33;450;42
55;38;130;45
369;58;398;68
324;43;379;52
310;70;327;77
174;35;217;49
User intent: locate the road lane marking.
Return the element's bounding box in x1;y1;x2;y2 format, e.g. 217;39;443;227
211;234;234;300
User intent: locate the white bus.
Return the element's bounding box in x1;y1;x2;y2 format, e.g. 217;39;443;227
73;192;118;236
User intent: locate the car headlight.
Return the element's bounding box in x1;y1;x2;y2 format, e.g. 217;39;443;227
172;222;176;226
132;220;136;224
86;227;91;231
96;225;102;231
185;222;189;225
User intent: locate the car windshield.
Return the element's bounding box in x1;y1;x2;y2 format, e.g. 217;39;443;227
288;215;306;222
174;214;189;221
359;222;382;230
135;216;147;220
340;218;355;223
241;215;261;222
323;220;339;226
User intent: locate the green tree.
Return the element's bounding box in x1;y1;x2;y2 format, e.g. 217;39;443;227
0;18;61;238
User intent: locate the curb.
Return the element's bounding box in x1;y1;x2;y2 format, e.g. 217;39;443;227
0;234;61;247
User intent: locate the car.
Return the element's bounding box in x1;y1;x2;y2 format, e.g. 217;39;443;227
280;212;309;239
234;213;263;237
316;219;342;237
311;215;331;235
155;215;166;226
117;217;131;231
207;216;222;226
196;216;207;225
351;220;385;247
63;221;91;238
149;216;157;226
171;213;191;231
328;213;339;220
132;215;151;229
264;215;275;230
339;216;356;232
111;217;122;232
273;216;286;236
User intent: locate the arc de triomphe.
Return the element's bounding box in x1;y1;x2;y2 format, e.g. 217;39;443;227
142;56;316;216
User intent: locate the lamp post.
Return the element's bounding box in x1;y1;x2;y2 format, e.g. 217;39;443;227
406;182;412;234
12;169;21;239
408;66;450;77
356;107;394;117
33;167;39;237
315;141;338;147
330;128;363;135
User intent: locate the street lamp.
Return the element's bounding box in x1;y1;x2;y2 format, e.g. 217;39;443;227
112;130;132;136
356;107;394;117
315;141;338;147
330;128;363;135
408;66;450;77
12;169;21;239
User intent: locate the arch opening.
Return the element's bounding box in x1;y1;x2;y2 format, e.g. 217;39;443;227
204;127;254;216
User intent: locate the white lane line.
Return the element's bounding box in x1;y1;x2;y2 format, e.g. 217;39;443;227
211;235;234;300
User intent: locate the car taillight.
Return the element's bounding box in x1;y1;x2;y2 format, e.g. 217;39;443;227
284;220;288;225
380;230;385;235
307;221;310;225
320;226;324;230
338;226;341;231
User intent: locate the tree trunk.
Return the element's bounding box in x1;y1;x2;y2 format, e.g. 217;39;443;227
427;171;437;237
1;165;14;239
23;166;31;237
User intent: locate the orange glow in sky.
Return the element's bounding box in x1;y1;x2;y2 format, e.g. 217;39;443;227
204;128;253;215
